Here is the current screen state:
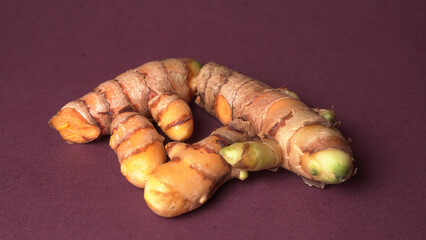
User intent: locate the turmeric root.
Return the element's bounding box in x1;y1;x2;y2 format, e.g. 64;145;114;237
144;124;254;217
191;62;355;184
50;59;356;218
109;112;166;188
49;58;202;143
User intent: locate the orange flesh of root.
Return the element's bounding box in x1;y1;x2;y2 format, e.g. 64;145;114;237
215;95;232;124
48;108;100;143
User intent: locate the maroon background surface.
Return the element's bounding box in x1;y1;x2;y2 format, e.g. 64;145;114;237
1;1;425;239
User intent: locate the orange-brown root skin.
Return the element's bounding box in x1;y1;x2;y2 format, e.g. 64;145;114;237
158;99;193;141
120;141;166;188
145;141;232;217
193;62;354;184
165;142;189;159
48;108;100;143
144;174;192;217
110;113;166;188
51;58;201;144
144;159;212;217
186;59;203;94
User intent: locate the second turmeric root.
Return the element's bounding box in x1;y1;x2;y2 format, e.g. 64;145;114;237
191;62;355;184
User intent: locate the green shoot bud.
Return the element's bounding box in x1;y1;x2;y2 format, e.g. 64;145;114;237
318;109;335;123
220;140;281;171
302;149;353;183
220;142;244;166
238;170;249;180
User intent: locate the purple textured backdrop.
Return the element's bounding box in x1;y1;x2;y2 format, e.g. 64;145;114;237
1;0;425;239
